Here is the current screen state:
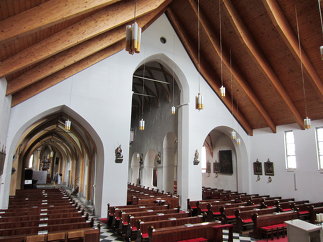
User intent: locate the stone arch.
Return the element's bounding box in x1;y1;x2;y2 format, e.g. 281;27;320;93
129;152;141;184
200;125;249;192
0;105;105;214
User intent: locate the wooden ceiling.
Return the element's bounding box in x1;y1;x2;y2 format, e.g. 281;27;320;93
0;0;322;135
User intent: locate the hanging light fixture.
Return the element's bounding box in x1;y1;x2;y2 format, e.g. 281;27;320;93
219;0;225;97
126;0;141;55
50;151;54;158
171;34;176;115
229;49;236;141
139;64;146;130
231;129;237;141
296;7;311;130
236;138;241;145
318;0;323;59
195;0;204;110
65;119;71;131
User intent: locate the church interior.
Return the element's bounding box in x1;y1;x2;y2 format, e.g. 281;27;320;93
0;0;322;241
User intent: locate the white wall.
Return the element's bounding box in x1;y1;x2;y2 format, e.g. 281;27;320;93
0;14;251;215
250;120;323;202
0;78;11;149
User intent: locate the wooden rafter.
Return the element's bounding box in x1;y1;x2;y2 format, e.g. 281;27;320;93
222;0;305;130
11;41;124;106
0;0;120;44
188;0;276;133
263;0;323;97
0;0;171;77
166;8;253;136
7;7;164;96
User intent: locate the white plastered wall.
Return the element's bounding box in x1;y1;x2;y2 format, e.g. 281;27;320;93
250;120;323;201
0;14;251;215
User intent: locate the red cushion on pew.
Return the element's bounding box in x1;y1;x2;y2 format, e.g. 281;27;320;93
299;211;309;215
122;221;128;225
267;206;274;208
213;212;221;215
191;206;197;209
180;210;186;213
273;223;286;228
282;208;292;212
131;226;137;231
115;217;121;220
108;213;113;216
242;219;253;223
261;226;274;231
177;238;208;242
99;218;108;223
142;233;149;238
200;209;208;212
227;215;236;219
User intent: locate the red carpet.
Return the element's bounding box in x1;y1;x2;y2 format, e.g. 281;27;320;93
257;237;288;242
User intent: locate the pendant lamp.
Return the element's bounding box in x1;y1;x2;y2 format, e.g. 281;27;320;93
65;119;71;131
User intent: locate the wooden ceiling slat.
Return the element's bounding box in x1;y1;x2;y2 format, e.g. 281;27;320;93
166;8;253;136
263;0;323;98
0;0;171;78
188;0;275;133
0;0;121;44
6;7;166;96
223;0;304;130
11;40;124;107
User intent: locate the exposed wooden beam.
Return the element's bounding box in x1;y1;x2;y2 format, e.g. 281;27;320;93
11;41;124;106
0;0;171;77
166;8;253;136
188;0;276;133
263;0;323;97
0;0;120;44
223;0;305;130
7;7;164;96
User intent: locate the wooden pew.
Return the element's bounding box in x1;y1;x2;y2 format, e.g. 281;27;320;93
235;207;278;233
135;215;204;241
220;204;262;224
252;211;299;239
148;222;233;242
126;212;189;240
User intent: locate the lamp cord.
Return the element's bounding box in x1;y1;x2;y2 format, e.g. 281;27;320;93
318;0;323;41
230;49;233;114
134;0;137;23
220;0;223;87
198;0;201;93
295;6;308;118
142;64;145;118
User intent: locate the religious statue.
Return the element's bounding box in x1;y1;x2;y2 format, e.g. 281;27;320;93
193;149;200;165
156;152;161;165
115;145;123;163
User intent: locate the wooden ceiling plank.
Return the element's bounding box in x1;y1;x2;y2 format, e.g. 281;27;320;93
223;0;305;130
0;0;171;78
11;40;124;107
166;8;253;136
263;0;323;97
0;0;121;44
188;0;275;133
6;6;166;96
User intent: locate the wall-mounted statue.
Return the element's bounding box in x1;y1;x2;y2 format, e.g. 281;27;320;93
156;152;161;165
193;150;200;165
115;145;123;163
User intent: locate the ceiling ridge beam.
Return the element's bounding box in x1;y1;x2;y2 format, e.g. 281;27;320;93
263;0;323;97
11;40;124;107
0;0;121;44
222;0;304;130
188;0;275;133
166;8;253;136
7;8;163;96
0;0;171;77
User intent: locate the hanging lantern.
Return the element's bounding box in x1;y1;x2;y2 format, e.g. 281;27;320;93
50;151;54;158
220;85;226;97
171;106;176;115
126;22;141;55
139;118;145;131
65;119;71;131
304;117;311;129
320;46;323;60
196;93;204;110
236;138;241;145
231;130;237;140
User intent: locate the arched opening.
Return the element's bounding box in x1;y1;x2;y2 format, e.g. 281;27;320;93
201;126;248;192
163;132;178;194
129;152;141;184
1;106;104;214
143;150;158;188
